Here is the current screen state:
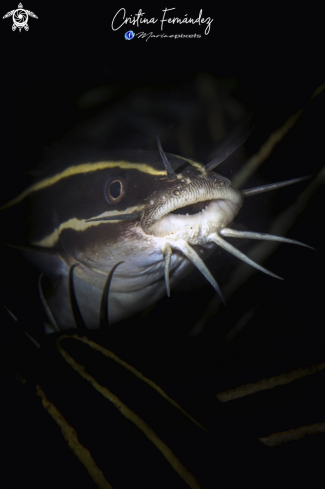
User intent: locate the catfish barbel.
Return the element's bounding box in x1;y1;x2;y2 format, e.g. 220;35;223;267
1;131;312;333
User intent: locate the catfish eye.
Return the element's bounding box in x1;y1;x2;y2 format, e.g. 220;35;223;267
104;177;126;204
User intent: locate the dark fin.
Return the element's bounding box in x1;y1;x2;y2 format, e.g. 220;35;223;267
38;273;60;333
156;135;177;180
242;175;314;196
68;264;87;331
99;262;124;329
7;244;64;280
205;126;255;172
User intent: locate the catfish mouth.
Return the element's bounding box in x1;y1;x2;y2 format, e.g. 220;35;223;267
141;172;244;239
170;200;211;216
147;196;243;242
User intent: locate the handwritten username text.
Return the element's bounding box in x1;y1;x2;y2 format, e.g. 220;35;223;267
111;8;213;35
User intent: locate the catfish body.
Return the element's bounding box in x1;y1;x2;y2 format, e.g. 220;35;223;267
2;142;311;333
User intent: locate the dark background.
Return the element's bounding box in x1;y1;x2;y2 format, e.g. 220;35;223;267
1;3;324;489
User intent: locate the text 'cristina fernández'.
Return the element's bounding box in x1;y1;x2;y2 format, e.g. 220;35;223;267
111;8;214;35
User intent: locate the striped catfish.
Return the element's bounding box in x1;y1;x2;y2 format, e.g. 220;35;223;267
1;131;311;333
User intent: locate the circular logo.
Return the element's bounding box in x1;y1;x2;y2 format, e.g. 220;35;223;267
125;31;135;40
13;8;28;28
